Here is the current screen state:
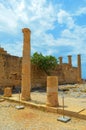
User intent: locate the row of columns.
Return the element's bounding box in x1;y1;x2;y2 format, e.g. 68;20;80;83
59;55;81;67
59;55;82;82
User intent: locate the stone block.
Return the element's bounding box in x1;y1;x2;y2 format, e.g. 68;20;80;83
46;76;59;107
4;87;12;97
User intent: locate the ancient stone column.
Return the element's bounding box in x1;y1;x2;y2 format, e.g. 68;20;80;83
59;57;62;65
21;28;31;101
77;54;82;83
68;55;72;66
46;76;59;107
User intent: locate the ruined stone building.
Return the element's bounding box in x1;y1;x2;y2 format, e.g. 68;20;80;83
0;47;21;89
0;47;82;89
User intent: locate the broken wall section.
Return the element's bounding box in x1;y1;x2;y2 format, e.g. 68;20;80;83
0;53;21;89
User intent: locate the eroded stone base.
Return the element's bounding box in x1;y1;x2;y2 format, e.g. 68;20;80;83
4;87;12;97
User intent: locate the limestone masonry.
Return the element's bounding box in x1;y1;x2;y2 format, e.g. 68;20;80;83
0;48;82;87
21;28;31;100
0;46;82;90
0;47;21;89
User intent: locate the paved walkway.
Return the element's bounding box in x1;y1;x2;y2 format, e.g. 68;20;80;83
2;91;86;120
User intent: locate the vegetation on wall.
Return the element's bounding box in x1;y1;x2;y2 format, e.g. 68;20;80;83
31;52;58;75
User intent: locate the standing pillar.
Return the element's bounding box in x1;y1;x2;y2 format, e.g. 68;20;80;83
77;54;82;83
59;57;62;65
68;55;72;66
21;28;31;101
46;76;59;107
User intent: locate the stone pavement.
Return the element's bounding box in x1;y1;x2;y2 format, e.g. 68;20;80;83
2;91;86;120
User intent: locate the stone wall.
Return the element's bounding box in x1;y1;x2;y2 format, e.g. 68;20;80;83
31;64;78;87
0;47;82;89
0;50;21;89
31;65;47;88
50;64;78;84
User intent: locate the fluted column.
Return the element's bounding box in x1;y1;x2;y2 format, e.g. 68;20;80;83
21;28;31;101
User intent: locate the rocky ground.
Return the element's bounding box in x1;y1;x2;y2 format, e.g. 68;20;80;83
0;83;86;130
58;83;86;98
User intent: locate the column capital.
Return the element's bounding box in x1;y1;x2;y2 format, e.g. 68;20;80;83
68;55;72;66
22;28;31;33
77;54;81;57
68;55;72;57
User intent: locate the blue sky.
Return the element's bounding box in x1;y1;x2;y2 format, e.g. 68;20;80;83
0;0;86;78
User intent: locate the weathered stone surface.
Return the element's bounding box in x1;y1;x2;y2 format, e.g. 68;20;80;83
46;76;59;107
68;55;72;66
0;48;21;88
21;28;31;101
0;45;82;89
4;87;12;97
77;54;82;83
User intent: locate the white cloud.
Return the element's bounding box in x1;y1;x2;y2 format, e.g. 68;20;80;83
0;0;86;59
0;0;86;78
57;9;75;29
0;0;59;56
0;0;57;32
0;3;18;32
59;25;86;55
27;0;57;31
61;26;86;40
0;0;30;33
75;7;86;16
